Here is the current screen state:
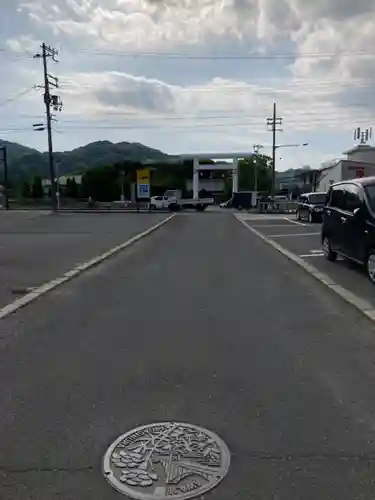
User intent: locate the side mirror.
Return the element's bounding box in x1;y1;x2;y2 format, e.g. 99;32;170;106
353;207;361;216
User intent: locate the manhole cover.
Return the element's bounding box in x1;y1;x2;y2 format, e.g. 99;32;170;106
103;422;230;499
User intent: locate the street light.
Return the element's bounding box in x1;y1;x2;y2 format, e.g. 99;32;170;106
275;142;308;149
272;142;308;200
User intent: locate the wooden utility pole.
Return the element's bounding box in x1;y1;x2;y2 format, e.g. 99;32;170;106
266;103;283;201
34;44;63;211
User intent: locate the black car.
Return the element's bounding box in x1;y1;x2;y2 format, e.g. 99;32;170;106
321;177;375;283
296;192;326;222
231;191;254;210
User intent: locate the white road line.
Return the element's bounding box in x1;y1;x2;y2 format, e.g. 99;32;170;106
235;214;375;324
299;253;324;258
0;215;175;320
251;224;300;228
284;217;306;226
268;232;320;238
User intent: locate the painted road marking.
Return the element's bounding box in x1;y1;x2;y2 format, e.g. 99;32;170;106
284;217;306;226
267;232;320;238
251;224;302;228
300;253;324;258
235;214;290;221
0;215;175;319
235;214;375;324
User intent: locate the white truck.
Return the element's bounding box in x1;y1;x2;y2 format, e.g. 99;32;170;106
150;189;214;211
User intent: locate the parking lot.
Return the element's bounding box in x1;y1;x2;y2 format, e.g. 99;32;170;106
0;211;169;309
239;213;375;311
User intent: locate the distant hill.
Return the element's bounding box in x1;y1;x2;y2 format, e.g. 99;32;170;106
0;139;168;181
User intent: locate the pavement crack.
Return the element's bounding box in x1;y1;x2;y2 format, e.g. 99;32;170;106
0;465;95;474
234;453;375;462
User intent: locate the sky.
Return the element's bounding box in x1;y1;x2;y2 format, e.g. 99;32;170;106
0;0;374;171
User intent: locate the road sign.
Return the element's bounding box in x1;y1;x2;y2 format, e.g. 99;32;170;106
136;168;150;198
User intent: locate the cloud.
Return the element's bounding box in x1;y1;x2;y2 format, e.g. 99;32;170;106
1;0;375;168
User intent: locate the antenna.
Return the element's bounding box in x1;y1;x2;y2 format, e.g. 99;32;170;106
353;126;373;144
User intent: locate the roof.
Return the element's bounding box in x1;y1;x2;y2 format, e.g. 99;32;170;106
334;176;375;187
343;144;375;155
319;158;375;172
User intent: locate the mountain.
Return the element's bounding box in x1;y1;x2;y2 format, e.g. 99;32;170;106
0;139;168;181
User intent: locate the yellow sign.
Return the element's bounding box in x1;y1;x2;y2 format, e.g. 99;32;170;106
136;168;150;198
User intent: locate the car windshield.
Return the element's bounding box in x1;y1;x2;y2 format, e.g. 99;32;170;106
364;184;375;212
308;193;326;204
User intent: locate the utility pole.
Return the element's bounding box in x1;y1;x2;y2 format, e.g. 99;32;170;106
253;144;263;193
266;103;283;201
34;43;63;211
0;146;9;210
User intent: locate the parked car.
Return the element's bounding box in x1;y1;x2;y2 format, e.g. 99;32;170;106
321;177;375;283
296;192;326;222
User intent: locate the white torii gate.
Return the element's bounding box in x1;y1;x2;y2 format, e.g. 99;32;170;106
179;152;254;199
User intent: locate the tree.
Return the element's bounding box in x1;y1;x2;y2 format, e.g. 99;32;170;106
21;181;31;198
32;176;44;198
81;165;120;201
65;177;79;198
238;154;272;192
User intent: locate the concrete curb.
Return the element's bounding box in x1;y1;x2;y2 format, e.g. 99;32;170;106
235;214;375;324
0;214;175;320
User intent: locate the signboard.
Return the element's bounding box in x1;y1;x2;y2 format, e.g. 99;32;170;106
348;165;365;177
136;168;150;198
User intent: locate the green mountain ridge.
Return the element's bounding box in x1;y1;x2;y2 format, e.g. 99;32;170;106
0;139;168;180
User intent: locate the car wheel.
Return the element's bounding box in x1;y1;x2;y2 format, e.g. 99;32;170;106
366;250;375;284
150;204;156;210
308;212;313;223
322;236;337;261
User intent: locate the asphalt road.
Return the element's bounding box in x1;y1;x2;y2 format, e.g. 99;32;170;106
240;213;375;310
2;213;375;499
0;211;168;308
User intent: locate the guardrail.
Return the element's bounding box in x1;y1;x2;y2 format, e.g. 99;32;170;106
257;201;298;213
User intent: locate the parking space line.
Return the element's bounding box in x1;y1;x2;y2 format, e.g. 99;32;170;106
0;214;175;319
284;217;306;226
299;253;324;258
251;224;299;228
268;232;320;238
235;214;375;325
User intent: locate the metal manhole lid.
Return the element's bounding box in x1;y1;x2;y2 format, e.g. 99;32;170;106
103;421;230;500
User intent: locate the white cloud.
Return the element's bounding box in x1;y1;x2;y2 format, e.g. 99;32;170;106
1;0;374;169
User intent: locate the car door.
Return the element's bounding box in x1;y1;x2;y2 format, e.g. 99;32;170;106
325;184;346;251
340;184;367;262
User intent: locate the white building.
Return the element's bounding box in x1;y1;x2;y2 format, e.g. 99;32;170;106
317;144;375;192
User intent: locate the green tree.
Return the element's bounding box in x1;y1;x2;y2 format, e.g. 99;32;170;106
65;177;79;198
238;154;272;192
32;176;44;198
81;165;120;201
21;181;31;198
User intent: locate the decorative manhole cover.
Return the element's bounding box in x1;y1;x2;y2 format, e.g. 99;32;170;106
103;422;230;499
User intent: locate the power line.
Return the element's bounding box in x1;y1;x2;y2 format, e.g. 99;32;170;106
2;45;375;60
74;47;375;59
0;87;35;107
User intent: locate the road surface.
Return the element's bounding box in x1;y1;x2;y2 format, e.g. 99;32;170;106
1;212;375;499
0;212;167;308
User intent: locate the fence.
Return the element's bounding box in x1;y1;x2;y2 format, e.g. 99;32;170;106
257;200;298;213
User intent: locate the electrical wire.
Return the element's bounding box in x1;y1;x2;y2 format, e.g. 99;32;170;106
74;47;375;60
2;45;375;60
0;87;35;107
